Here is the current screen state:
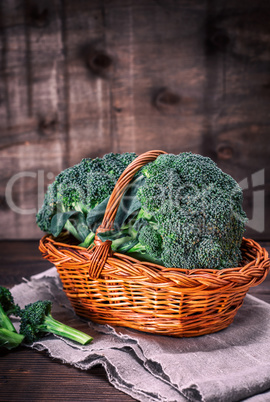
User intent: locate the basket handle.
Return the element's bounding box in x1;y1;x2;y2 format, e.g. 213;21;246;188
88;150;167;278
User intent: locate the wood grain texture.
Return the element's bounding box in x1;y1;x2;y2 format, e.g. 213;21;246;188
0;0;269;240
0;348;136;401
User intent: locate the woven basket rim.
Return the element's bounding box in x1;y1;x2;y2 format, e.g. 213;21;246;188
40;234;269;282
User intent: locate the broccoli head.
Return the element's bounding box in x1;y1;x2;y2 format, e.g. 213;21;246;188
36;152;137;246
123;152;247;269
19;300;93;345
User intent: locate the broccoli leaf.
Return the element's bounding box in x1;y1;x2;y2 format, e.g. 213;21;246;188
86;196;109;231
50;211;81;238
114;175;144;230
69;212;90;242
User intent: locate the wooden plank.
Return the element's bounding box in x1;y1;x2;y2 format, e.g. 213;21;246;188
0;0;269;240
199;0;270;239
0;348;136;401
104;1;206;154
0;141;62;239
62;2;112;164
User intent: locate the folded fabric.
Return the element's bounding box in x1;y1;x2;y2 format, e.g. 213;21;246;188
11;267;270;402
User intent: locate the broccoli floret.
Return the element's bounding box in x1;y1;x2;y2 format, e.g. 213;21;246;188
138;224;162;258
0;287;24;350
131;152;247;269
36;152;137;246
36;183;58;233
125;223;163;262
19;300;93;345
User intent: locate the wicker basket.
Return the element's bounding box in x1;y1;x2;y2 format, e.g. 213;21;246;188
39;150;270;337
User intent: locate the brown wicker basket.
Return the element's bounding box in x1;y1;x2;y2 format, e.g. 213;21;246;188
39;150;270;337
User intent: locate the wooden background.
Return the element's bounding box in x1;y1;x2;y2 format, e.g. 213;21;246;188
0;0;269;241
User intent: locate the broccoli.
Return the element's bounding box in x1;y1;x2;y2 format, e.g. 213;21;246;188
0;288;93;349
115;218;163;264
0;328;25;350
0;286;24;350
0;286;21;332
100;152;247;269
36;152;137;247
19;300;93;345
131;152;247;269
38;150;247;270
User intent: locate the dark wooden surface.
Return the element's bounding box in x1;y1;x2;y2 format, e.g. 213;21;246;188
0;241;136;402
0;0;270;241
0;240;269;401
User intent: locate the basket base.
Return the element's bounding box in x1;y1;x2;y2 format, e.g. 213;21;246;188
68;294;243;337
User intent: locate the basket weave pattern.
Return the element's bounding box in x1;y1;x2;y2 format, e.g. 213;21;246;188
39;151;270;337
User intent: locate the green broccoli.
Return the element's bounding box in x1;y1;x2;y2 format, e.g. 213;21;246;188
36;152;137;247
0;328;25;350
100;152;247;269
38;150;247;270
130;152;247;269
0;287;24;350
116;220;163;263
19;300;93;345
0;286;21;332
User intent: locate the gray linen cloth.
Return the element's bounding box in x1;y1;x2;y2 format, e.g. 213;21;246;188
10;267;270;402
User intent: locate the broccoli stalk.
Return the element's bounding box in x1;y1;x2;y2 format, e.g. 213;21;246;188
0;286;21;332
0;304;16;333
0;286;24;350
0;328;25;350
20;300;93;345
112;217;163;265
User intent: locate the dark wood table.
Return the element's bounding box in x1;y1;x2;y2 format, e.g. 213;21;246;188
0;240;269;402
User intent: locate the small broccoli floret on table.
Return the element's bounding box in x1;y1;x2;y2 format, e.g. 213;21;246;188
19;300;93;345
